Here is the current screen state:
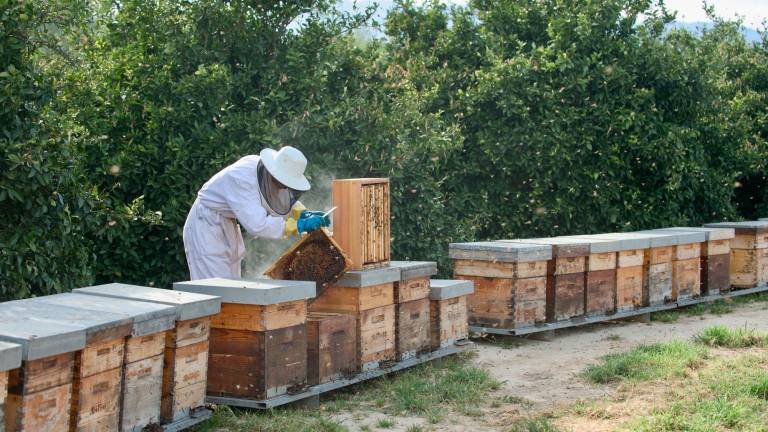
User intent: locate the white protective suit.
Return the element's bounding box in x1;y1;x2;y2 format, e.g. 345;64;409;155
183;155;288;280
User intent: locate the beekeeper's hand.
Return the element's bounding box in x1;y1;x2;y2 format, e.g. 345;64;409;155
297;214;330;233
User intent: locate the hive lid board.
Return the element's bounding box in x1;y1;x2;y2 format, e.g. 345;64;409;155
499;238;590;257
448;241;552;262
0;314;86;361
334;265;402;287
386;261;438;281
657;227;735;241
703;221;768;233
429;279;474;300
32;293;176;336
74;283;221;321
174;278;315;305
759;218;768;221
567;233;651;251
634;229;706;245
551;236;625;253
0;341;22;372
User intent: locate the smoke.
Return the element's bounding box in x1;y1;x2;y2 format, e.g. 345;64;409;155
242;170;336;278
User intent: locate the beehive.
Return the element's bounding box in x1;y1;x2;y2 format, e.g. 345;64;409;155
389;261;438;303
33;293;176;432
658;227;735;296
73;284;221;423
332;178;390;270
174;278;314;400
0;299;132;432
635;230;705;303
306;313;357;385
0;342;22;432
429;280;473;349
450;241;552;329
310;266;400;369
389;262;438;360
704;221;768;289
0;316;84;432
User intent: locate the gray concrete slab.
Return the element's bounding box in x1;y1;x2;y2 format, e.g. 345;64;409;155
627;230;684;247
499;238;590;257
551;236;624;253
335;265;401;287
635;229;706;245
704;221;768;231
656;227;735;241
448;241;552;262
760;218;768;221
429;279;474;300
0;315;85;361
74;283;221;321
566;233;651;251
0;341;22;372
32;293;176;336
388;261;438;280
2;299;133;339
174;278;315;305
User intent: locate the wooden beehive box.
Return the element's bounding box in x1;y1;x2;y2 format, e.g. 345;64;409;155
74;284;221;424
264;228;352;301
34;293;176;432
306;313;357;385
429;280;473;349
174;278;314;400
704;221;768;289
395;298;431;361
389;261;438;303
332;178;391;270
660;227;734;296
0;342;21;432
450;241;551;329
636;230;705;303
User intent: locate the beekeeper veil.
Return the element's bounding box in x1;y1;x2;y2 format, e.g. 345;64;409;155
257;146;311;216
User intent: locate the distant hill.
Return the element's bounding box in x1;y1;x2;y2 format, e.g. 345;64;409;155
667;21;762;43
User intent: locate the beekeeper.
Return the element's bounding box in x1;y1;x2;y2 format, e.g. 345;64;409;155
183;146;330;280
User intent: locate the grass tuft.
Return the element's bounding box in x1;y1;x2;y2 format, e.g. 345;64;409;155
695;325;768;348
583;341;707;383
376;418;395;428
749;374;768;400
508;416;562;432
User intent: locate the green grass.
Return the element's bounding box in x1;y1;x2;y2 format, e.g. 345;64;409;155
376;418;395;428
508;416;562;432
651;293;768;324
405;425;424;432
695;325;768;348
583;340;708;384
193;406;348;432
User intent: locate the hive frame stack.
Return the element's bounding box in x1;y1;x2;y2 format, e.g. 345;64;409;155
74;283;221;427
173;278;315;401
389;261;438;360
429;280;473;349
659;227;735;298
0;342;21;432
332;178;391;270
449;241;552;330
704;221;768;289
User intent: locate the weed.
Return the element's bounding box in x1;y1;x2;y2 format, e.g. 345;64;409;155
695;325;768;348
749;374;768;400
405;426;424;432
376;418;395;428
603;333;622;341
508;416;561;432
651;311;679;323
583;341;707;383
359;426;372;432
193;406;348;432
499;395;535;407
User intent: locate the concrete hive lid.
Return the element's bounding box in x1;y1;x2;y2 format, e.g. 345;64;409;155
634;229;706;245
566;233;651;251
657;227;735;241
448;241;552;263
74;283;221;321
388;261;438;281
32;293;176;336
0;341;22;372
0;309;86;360
174;278;315;305
429;279;474;300
499;238;590;257
551;236;624;254
334;266;401;288
703;221;768;233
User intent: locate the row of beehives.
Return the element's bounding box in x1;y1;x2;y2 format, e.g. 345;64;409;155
173;262;473;403
448;222;768;329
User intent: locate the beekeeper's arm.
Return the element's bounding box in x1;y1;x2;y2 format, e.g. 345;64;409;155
226;177;286;239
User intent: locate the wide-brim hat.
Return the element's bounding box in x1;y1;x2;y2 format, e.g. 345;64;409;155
259;146;311;191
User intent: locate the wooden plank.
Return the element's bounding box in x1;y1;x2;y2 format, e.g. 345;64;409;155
546;273;585;321
71;366;121;431
8;353;74;395
702;254;730;295
160;380;206;424
430;296;468;349
457;275;546;328
453;259;547;279
704;239;730;256
358;305;396;366
306;314;356;386
121;354;163;432
673;258;701;301
77;338;124;378
394;278;430;303
125;332;166;364
675;243;701;260
167;317;210;348
6;383;71;431
585;270;616;316
395;299;431;360
648;246;674;265
550;256;586;275
211;301;307;332
731;249;760;288
160;340;208;423
731;232;768;249
587;252;616;271
616;266;643;312
645;262;673;306
0;370;6;432
332;179;390;270
617;249;644;268
308;284;394;313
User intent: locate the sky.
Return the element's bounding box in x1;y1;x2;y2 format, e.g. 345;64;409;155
341;0;768;28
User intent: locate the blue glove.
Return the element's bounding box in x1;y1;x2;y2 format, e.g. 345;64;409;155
299;210;330;226
297;214;330;233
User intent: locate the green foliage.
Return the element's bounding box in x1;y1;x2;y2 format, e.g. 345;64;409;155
583;341;708;383
695;325;768;348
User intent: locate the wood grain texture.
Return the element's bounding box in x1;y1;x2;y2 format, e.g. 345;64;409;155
550;256;586;275
395;299;431;360
587;252;616;271
332;179;390;270
308;284;394;313
6;383;71;431
0;371;5;432
645;262;673;306
585;270;616;316
617;249;645;268
702;254;730;295
121;354;163;432
394;278;430;303
8;353;74;395
358;305;396;365
211;301;307;332
160;340;208;422
70;367;121;432
675;243;701;260
306;313;357;385
125;332;166;364
546;273;585;321
672;258;701;301
704;239;730;256
729;249;768;288
648;247;674;265
453;259;548;279
160;380;206;423
458;275;546;328
167;317;210;348
731;231;768;249
77;338;124;378
430;296;468;349
616;266;644;312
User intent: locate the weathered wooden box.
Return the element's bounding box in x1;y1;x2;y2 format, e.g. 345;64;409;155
429;280;473;349
637;230;706;302
704;221;768;289
0;342;21;432
395;298;431;360
389;261;438;303
74;283;221;424
306;313;357;385
450;241;551;329
174;278;314;401
556;236;622;317
660;227;734;295
332;178;391;270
